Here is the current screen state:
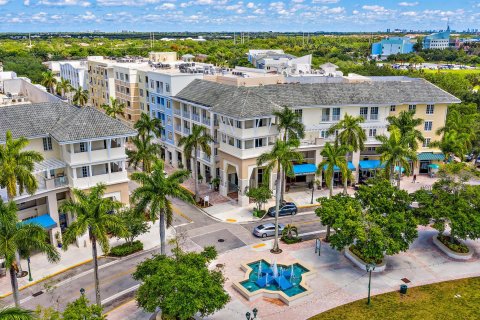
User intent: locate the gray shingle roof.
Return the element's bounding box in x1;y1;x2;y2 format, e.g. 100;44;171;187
175;79;461;119
0;102;136;143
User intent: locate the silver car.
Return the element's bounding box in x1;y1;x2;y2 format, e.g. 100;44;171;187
253;223;285;238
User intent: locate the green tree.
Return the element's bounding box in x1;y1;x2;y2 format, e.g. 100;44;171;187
134;113;163;141
131;160;194;255
178;125;214;202
60;184;127;306
0;306;34;320
41;70;57;93
133;246;229;320
386;110;424;150
376;127;417;187
0;131;44;199
115;207;150;245
61;295;105;320
317;141;349;204
72;86;89;107
55;78;72;99
274;106;305;200
101;97;125;120
257;139;303;253
430;130;472;162
328;114;366;193
0;199;60;307
126;134;161;173
246;185;272;212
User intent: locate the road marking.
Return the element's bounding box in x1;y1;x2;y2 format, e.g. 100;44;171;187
172;205;193;222
252;243;266;248
102;284;140;305
226;218;237;223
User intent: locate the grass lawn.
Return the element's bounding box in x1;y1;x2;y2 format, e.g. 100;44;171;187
422;69;480;75
309;277;480;320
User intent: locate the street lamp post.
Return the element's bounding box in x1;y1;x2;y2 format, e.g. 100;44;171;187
366;263;375;305
80;288;85;296
310;182;315;204
27;257;33;282
245;307;258;320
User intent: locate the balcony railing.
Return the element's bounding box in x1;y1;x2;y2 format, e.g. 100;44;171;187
175;125;182;132
203;154;211;162
202;118;211;126
332;115;340;121
182;111;191;119
183;127;191;135
321;116;330;122
173;109;182;116
192;114;200;122
370;114;379;120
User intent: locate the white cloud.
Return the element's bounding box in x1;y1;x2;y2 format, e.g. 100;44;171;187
325;6;344;14
23;0;30;5
398;1;419;6
156;2;176;10
362;5;385;11
292;0;303;3
401;11;417;16
37;0;91;6
246;2;254;8
79;10;96;20
0;0;8;4
312;0;339;3
97;0;161;5
253;8;265;14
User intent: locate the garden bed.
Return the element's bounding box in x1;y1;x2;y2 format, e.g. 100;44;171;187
281;236;302;244
344;245;386;272
109;240;143;257
433;235;473;260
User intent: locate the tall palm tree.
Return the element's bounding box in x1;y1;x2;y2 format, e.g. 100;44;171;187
430;130;472;162
72;86;89;107
0;199;60;307
40;70;57;94
386;110;424;150
0;131;44;199
0;306;34;320
134;113;163;141
101;97;125;120
56;78;72;99
257;139;303;253
131;160;194;255
328;114;366;193
126;134;161;173
376;127;417;188
60;184;126;307
178;125;214;202
274;106;305;200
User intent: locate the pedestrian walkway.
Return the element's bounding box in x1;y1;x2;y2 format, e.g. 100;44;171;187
0;219;174;297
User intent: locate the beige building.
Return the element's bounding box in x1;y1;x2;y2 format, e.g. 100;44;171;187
0;102;136;245
87;56;115;109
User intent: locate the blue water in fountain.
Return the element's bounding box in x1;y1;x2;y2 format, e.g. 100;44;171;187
240;260;309;297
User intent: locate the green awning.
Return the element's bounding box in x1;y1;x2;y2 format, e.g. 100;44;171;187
417;152;445;161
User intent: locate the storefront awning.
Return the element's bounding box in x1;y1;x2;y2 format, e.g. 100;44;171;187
322;161;356;172
20;214;57;230
417;152;445;161
359;160;384;170
33;158;67;174
428;164;440;169
293;163;317;176
395;166;406;172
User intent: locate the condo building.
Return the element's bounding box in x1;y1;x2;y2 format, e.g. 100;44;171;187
0;102;136;245
59;60;88;90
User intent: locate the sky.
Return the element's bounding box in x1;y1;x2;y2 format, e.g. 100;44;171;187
0;0;477;32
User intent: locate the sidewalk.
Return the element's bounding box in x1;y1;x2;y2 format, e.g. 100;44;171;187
0;219;173;297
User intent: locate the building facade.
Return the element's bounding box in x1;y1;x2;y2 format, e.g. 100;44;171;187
423;27;451;50
59;61;88;90
87;56;116;109
0;102;136;245
371;37;415;59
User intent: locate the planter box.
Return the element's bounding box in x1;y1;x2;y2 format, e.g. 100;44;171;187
432;235;473;260
344;246;386;273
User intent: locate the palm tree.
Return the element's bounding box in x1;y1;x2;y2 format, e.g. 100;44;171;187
0;131;44;199
328;114;366;193
430;130;472;162
60;184;127;307
134;113;163;141
0;199;60;307
126;134;161;173
72;86;89;107
257;139;303;253
282;224;298;239
56;78;72;99
376;127;417;188
178;125;214;202
274;106;305;200
0;306;34;319
40;70;57;94
131;160;194;255
387;110;424;150
101;97;125;120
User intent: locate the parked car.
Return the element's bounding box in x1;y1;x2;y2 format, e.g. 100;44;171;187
253;223;285;238
267;202;298;217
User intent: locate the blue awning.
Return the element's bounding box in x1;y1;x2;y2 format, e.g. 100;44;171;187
323;161;356;172
359;160;385;170
293;163;317;176
395;166;406;172
21;214;57;230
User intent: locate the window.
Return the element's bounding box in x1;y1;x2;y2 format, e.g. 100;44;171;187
236;121;242;129
390;105;396;112
166;83;170;92
423;138;431;148
424;121;433;131
228;136;235;146
166;100;171;109
294;109;303;120
157;97;161;104
168;131;173;140
236;139;242;149
320;130;328;138
332;108;341;121
426;104;434;114
370;107;379;120
139;89;144;97
81;166;89;178
255;138;265;148
409;104;416;111
360;107;368;120
79;142;87;153
115;72;119;79
140;102;144;110
120;73;124;81
368;128;377;137
126;88;130;94
43;137;53;151
125;74;129;82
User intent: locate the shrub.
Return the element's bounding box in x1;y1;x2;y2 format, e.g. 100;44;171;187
252;209;266;218
109;240;143;257
437;235;469;253
349;245;383;265
281;236;301;244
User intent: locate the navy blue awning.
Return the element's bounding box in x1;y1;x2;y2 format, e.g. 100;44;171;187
293;163;317;176
21;214;57;230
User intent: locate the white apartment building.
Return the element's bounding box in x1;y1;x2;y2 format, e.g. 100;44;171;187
59;60;88;90
0;102;136;245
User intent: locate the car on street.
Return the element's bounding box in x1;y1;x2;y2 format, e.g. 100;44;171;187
253;223;285;238
267;202;298;217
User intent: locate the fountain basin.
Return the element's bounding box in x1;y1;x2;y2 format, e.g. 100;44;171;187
233;259;315;305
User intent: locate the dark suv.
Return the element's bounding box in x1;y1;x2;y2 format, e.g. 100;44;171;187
267;202;298;217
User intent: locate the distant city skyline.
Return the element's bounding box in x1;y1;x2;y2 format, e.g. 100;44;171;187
0;0;477;33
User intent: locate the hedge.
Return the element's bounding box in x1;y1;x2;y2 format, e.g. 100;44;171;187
437;235;469;253
109;240;143;257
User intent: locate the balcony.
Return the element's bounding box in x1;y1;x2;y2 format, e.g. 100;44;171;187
192;113;200;122
173;108;182;116
72;171;128;189
174;125;182;132
182;111;191;119
370;114;379;121
321;116;330;122
64;147;124;166
203;154;211;162
202;118;211;126
183;127;191;135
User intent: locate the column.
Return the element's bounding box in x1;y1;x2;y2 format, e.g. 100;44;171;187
87;141;92;162
219;162;228;197
47;194;61;247
352;150;361;183
238;178;250;207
